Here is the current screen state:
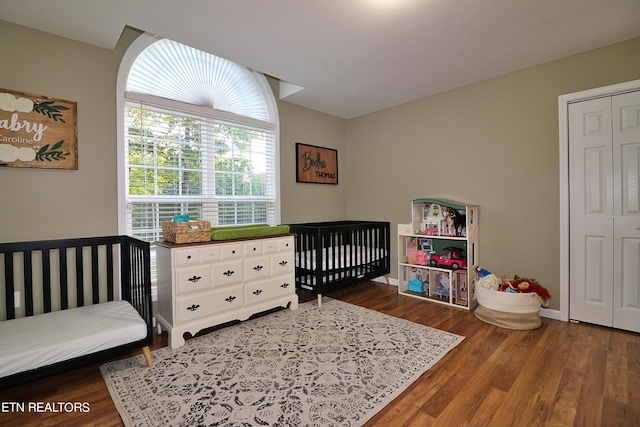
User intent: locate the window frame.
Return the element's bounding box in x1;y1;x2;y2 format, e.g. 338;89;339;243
116;33;281;294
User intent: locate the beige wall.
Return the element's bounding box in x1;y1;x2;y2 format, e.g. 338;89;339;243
0;20;346;242
2;19;639;311
0;21;123;241
277;95;348;224
347;37;640;310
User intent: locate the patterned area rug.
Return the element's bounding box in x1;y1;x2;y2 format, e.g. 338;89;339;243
101;298;464;427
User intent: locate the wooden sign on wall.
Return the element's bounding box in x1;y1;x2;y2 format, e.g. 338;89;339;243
0;88;78;170
296;142;338;184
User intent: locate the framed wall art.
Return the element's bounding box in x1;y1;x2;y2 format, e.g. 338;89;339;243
295;142;338;184
0;88;78;170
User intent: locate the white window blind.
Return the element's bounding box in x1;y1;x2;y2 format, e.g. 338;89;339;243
127;39;271;122
124;99;277;244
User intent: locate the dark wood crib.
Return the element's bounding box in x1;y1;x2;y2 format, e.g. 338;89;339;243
288;221;390;306
0;235;153;388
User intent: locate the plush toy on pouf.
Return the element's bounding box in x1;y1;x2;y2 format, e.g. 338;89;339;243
499;275;551;307
474;267;547;330
475;266;500;290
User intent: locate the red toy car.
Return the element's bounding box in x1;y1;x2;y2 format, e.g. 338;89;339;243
428;247;466;270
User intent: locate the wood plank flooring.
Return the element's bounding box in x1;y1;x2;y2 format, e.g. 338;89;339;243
1;281;638;426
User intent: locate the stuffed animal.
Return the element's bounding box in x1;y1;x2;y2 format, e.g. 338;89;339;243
449;209;467;237
475;266;500;290
500;275;551;300
443;207;466;236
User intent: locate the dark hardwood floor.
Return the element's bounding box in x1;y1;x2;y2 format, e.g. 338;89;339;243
1;281;638;426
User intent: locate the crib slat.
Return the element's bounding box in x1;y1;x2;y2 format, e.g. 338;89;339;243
91;245;99;304
59;248;69;310
4;252;15;320
120;241;131;302
107;243;114;301
24;250;34;316
130;244;138;306
42;249;52;313
75;246;84;307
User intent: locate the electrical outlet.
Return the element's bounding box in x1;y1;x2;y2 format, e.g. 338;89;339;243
14;291;20;308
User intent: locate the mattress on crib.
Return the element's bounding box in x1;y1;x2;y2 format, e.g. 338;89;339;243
0;300;147;378
295;244;387;270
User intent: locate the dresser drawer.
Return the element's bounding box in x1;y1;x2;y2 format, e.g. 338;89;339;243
211;260;243;287
277;237;294;252
244;255;271;281
262;239;278;253
200;245;220;262
219;243;243;259
174;248;200;266
271;251;294;275
245;277;295;305
175;286;244;323
175;265;211;295
243;241;263;256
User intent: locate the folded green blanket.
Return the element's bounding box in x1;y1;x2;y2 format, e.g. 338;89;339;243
210;224;290;241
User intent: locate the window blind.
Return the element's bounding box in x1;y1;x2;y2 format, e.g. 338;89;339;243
127;39;270;122
124;99;278;246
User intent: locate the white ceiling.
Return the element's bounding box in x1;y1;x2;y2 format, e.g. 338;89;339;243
2;0;640;118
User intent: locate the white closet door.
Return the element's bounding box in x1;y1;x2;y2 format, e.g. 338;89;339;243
569;97;614;326
612;91;640;333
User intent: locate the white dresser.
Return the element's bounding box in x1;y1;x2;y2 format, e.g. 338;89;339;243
156;235;299;348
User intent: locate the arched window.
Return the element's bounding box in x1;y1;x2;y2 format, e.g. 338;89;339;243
117;35;280;257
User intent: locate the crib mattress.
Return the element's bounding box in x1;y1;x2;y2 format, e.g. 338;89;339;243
0;300;147;378
296;245;387;270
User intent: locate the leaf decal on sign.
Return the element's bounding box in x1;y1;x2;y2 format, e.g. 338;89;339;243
33;101;69;123
36;140;70;161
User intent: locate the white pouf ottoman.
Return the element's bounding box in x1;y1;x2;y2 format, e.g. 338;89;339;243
474;285;544;330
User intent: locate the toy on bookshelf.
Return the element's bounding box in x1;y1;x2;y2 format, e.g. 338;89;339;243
408;268;428;294
442;206;467;237
421;202;446;235
406;237;434;264
419;202;467;237
433;271;451;299
428;247;467;270
453;269;468;305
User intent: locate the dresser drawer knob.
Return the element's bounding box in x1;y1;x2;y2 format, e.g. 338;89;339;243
186;304;200;311
225;295;237;302
188;275;202;282
253;265;263;271
279;260;288;266
187;255;192;259
253;289;263;295
223;270;235;276
281;283;290;289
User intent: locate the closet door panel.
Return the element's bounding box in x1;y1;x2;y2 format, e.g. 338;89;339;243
569;97;614;326
612;91;640;333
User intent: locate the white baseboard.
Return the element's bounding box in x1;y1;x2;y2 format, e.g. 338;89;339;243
372;276;399;286
540;308;561;320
